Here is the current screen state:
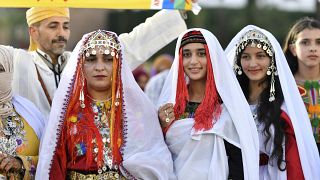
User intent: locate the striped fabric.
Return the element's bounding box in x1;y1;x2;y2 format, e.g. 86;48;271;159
0;0;193;10
297;80;320;143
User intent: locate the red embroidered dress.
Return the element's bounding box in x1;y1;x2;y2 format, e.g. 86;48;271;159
37;30;175;180
50;99;123;178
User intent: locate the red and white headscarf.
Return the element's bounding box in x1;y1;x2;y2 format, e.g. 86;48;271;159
158;28;260;180
174;30;221;132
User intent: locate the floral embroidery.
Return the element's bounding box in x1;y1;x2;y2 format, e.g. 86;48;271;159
0;111;26;156
76;142;86;156
27;156;36;179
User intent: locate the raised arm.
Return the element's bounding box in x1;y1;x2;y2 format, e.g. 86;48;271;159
119;10;187;70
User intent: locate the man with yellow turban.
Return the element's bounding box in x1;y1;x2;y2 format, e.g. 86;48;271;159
1;7;191;120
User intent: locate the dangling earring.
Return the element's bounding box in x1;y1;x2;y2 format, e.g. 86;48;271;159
79;69;86;108
80;82;85;108
267;57;278;102
80;90;85;108
233;58;242;75
115;89;120;107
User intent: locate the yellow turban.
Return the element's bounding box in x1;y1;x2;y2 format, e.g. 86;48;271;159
26;7;70;51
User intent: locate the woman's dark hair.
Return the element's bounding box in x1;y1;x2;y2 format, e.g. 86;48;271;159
283;17;320;74
236;39;286;170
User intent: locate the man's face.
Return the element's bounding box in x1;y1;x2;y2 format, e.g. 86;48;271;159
30;16;70;59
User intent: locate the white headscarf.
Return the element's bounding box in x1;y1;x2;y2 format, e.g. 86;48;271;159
225;25;320;179
0;46;45;139
0;46;14;117
36;30;175;180
158;28;259;180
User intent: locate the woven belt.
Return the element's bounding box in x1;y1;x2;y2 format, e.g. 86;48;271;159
68;170;125;180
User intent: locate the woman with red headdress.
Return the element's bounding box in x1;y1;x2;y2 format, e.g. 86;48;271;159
36;30;175;179
158;28;259;180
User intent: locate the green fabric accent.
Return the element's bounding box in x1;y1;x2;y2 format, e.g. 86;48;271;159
179;101;200;119
185;102;200;113
312;118;320;127
313;81;320;90
303;80;320;90
304;80;311;90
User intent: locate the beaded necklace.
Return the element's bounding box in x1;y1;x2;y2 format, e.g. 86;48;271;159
90;99;121;177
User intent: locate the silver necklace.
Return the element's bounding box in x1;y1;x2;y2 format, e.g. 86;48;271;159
91;101;117;174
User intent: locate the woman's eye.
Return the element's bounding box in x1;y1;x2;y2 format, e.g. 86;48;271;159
257;54;266;58
103;55;113;62
183;52;191;58
85;56;96;62
241;55;249;59
198;51;206;57
300;40;309;46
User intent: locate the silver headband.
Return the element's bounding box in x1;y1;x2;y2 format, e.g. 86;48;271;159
236;29;274;57
80;30;121;58
234;29;278;102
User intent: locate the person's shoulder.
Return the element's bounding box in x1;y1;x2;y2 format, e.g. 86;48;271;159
63;51;72;56
13;95;37;108
62;51;72;60
14;50;35;66
0;45;14;50
0;45;34;63
146;70;169;87
12;95;45;121
0;45;14;58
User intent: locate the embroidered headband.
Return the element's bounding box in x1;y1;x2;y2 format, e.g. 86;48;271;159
180;30;206;47
80;30;121;58
236;29;274;57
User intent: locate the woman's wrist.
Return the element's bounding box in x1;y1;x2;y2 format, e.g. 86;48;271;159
14;156;25;175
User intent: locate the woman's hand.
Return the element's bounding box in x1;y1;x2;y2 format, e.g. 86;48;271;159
0;153;23;173
158;103;175;128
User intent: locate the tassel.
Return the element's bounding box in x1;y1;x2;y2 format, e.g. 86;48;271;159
110;54;123;166
174;48;189;121
193;45;221;131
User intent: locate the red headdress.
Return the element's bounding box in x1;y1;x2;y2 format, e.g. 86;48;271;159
174;30;222;131
65;30;123;169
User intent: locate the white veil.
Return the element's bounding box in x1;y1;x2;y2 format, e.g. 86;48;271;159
158;28;259;180
36;30;175;180
225;25;320;179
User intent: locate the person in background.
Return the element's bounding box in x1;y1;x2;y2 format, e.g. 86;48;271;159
145;54;174;105
0;45;45;179
150;54;174;76
133;67;150;91
283;17;320;153
225;25;320;179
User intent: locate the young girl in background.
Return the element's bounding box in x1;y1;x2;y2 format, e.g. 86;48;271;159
283;17;320;153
